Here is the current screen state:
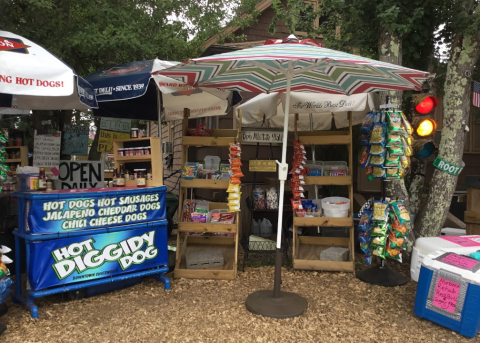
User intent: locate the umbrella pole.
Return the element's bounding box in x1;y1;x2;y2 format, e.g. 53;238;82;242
245;71;308;318
156;88;164;183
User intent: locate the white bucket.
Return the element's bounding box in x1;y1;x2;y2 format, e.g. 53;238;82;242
321;197;350;218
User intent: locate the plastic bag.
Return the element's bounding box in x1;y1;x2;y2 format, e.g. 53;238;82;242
369;122;386;146
360;112;375;134
391;200;410;224
372;200;389;222
387;111;404;134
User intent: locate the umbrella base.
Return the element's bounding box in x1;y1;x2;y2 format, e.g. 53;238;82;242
245;290;307;318
356;264;408;287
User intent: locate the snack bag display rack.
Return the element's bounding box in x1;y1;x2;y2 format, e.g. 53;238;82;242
291;113;355;273
174;109;242;280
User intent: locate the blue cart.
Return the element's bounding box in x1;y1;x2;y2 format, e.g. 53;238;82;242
12;186;170;318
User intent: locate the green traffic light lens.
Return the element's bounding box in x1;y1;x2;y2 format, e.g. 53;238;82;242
416;142;435;159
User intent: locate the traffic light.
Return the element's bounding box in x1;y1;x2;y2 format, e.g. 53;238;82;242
411;94;438;159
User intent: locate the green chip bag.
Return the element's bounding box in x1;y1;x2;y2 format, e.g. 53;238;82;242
388;146;404;157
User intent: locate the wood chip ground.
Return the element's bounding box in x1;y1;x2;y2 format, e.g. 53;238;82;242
1;260;475;342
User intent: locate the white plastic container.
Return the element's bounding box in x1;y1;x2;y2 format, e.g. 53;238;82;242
203;155;221;171
321;197;350;218
411;235;480;282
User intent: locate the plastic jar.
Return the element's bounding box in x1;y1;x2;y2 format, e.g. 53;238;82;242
135;147;144;155
144;146;151;155
136;170;146;187
118;148;125;157
131;128;139;138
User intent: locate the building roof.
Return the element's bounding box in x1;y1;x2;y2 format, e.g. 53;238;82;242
202;0;273;49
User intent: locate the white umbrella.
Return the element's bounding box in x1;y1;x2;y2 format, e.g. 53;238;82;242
0;30;97;111
236;92;379;130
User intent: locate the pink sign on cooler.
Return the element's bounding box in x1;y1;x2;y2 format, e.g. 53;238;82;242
440;253;479;270
440;235;480;247
432;277;461;313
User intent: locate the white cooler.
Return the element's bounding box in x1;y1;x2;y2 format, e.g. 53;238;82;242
411;235;480;282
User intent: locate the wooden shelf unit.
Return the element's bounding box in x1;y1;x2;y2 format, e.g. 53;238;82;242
113;137;163;187
175;109;242;280
4;146;28;167
292;112;355;274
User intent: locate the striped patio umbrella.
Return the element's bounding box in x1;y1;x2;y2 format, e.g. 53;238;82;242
158;34;434;317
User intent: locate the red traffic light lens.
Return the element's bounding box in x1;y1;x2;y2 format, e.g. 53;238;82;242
415;96;438;114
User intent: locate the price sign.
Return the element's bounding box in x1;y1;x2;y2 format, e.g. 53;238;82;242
249;160;277;172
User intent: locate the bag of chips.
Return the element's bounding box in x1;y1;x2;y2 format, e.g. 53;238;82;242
388;146;404;157
389;231;406;249
358;231;370;245
369;144;385;156
384;153;400;168
357;209;373;232
387;111;404;135
369;122;386;146
402;136;413;157
391;200;410;224
359;146;370;168
400;155;410;169
360;242;370;255
372;246;386;259
401;112;413;135
371;221;388;236
360;112;376;134
372;200;389;222
369;154;385;167
372;167;386;179
386;132;402;147
386;241;402;262
390;215;408;238
360;134;371;146
384;168;401;180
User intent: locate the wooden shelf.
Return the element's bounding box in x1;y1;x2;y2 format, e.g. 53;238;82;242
180;179;230;189
5;159;22;163
178;221;237;234
4;146;23;149
293;216;352;227
292;112;355;274
175;109;241;280
298;132;351;145
125;179;163;188
304;176;352;186
182;129;239;147
116;155;152;163
174;235;237;280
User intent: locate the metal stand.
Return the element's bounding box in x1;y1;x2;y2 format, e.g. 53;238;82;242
245;249;307;318
356;98;409;287
356;259;409;286
0;303;7;336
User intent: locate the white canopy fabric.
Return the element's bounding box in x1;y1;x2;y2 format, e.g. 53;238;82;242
151;60;230;121
236;92;379;130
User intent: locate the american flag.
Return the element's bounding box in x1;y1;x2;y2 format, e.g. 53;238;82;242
473;81;480;108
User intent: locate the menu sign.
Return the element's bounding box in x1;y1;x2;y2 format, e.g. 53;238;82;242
33;130;61;168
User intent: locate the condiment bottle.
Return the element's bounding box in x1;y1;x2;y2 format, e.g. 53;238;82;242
112;168;118;187
117;164;126;187
38;167;47;191
147;169;152;180
46;179;53;191
136;170;146;188
125;170;130;181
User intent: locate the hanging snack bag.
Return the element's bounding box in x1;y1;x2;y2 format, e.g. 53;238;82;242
384;153;400;168
387;111;404;135
360;242;370;255
400;155;411;169
360;134;371;146
369;153;385;167
359;146;370;168
227;183;240;193
369;122;386;146
371;221;388;236
291;199;303;210
386;241;402;262
388;146;404;157
357;209;373;232
391;200;410;224
401;112;414;135
229;142;242;152
389;231;406;249
266;187;278;209
371;235;386;246
229;176;242;185
390;215;408;238
369;144;385;156
372;200;389;222
386;132;402;147
385;168;401;181
402;136;413;157
358;231;370;245
360;112;376;134
372;246;386;259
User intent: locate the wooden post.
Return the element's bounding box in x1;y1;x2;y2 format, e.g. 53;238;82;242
465;188;480;235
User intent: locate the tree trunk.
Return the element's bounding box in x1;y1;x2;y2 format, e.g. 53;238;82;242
415;32;480;238
377;29;411;207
